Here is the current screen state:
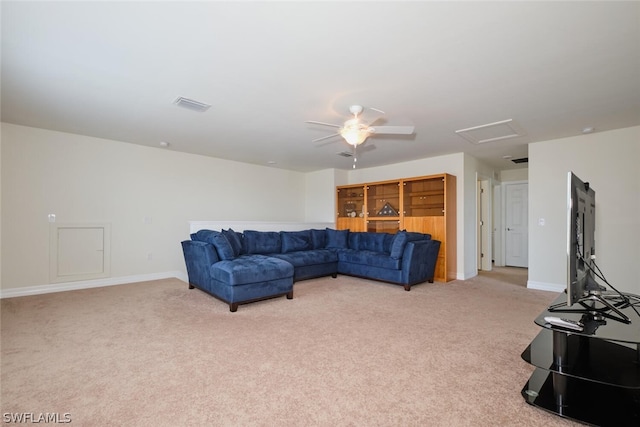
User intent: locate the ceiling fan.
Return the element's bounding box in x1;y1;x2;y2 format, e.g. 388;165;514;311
306;105;415;146
305;105;414;168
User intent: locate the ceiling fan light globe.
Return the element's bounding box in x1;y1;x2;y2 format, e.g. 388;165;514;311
340;127;369;146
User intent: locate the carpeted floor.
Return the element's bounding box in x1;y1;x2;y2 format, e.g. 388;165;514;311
478;266;528;288
1;274;579;426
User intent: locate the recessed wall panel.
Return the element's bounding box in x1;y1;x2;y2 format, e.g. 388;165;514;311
50;223;111;283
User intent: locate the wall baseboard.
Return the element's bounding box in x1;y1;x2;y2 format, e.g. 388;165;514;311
0;271;188;299
527;280;564;293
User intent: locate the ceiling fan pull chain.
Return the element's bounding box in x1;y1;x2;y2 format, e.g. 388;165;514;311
353;145;357;169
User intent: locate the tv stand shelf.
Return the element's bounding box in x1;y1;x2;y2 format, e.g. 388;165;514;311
521;294;640;426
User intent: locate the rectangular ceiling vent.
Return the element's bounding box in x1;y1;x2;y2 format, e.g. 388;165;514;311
511;157;528;164
337;151;353;157
173;96;211;112
455;119;526;144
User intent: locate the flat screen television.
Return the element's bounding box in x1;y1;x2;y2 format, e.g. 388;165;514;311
566;171;600;305
549;172;633;323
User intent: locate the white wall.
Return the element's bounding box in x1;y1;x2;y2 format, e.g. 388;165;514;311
528;126;640;294
500;168;528;182
304;169;338;223
347;153;464;184
0;134;2;288
1;123;307;290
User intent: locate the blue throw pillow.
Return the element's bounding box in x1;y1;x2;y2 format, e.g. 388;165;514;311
193;229;235;260
309;229;327;249
325;228;349;249
222;229;243;257
281;230;311;253
192;229;217;243
390;231;409;259
348;232;360;249
243;230;281;254
405;231;428;242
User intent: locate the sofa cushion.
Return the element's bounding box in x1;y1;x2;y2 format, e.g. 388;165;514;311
309;229;327;249
271;249;338;267
210;255;293;286
281;230;311;253
192;230;236;260
243;230;281;255
222;229;243;256
357;232;387;253
326;228;349;249
338;249;401;270
389;230;409;259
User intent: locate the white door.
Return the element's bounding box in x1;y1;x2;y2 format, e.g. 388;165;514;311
505;183;528;267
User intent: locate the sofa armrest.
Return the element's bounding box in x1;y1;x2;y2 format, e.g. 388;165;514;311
181;240;220;288
401;239;441;285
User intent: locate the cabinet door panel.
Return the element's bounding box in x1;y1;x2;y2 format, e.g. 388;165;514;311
367;221;400;234
337;218;366;232
337;186;365;218
404;217;444;241
367;181;400;218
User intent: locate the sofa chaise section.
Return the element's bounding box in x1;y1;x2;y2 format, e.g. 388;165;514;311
182;230;294;312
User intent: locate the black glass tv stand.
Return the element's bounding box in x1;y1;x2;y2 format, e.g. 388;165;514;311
521;294;640;426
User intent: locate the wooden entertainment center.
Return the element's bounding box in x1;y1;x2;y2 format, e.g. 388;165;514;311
336;173;456;282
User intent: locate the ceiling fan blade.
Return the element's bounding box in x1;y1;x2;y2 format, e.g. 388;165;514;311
312;133;340;143
370;125;415;135
368;107;386;115
368;117;386;127
362;107;385;126
305;120;341;128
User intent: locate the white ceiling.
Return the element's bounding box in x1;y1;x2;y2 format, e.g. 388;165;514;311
2;1;639;173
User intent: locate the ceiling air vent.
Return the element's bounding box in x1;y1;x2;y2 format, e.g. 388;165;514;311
173;96;211;112
511;157;528;164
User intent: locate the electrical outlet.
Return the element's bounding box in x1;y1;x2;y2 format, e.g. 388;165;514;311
147;252;153;261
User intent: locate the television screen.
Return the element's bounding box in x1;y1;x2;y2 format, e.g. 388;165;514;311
567;171;599;306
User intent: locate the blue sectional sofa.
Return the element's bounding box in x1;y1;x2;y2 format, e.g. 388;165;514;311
181;228;440;312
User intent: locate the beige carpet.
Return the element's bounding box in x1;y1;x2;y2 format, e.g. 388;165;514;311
1;274;579;426
478;266;529;288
